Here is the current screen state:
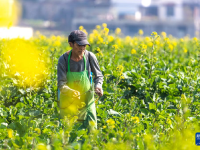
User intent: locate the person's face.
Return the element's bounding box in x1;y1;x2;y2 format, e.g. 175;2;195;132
69;42;86;56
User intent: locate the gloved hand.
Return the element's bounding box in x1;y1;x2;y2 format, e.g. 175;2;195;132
95;87;103;97
61;85;80;99
71;90;80;99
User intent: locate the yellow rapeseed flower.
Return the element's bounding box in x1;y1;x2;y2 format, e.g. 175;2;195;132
79;26;84;30
131;116;139;123
138;29;144;35
193;37;198;42
35;128;41;134
108;35;114;42
82;29;88;35
169;44;173;51
36;143;47;150
139;44;147;52
50;35;57;41
89;37;94;44
151;31;158;37
7;129;13;138
155;40;160;46
166;118;172;125
145;37;151;42
93;29;98;36
96;47;101;52
147;42;153;47
80;102;86;108
161;32;167;38
112;44;119;49
143;44;147;50
0;0;19;27
103;41;108;45
115;28;121;35
106;119;111;123
110;120;115;125
171;42;177;47
89;33;94;37
116;65;124;72
120;76;125;80
104;27;109;35
116;38;122;47
106;119;115;126
97;36;104;44
57;36;61;41
131;49;136;54
53;40;61;47
125;36;131;43
50;48;54;52
102;23;107;28
96;25;101;30
103;126;106;129
2;39;48;87
164;38;170;45
27;137;33;144
184;48;187;53
39;35;46;40
164;37;169;41
97;51;103;57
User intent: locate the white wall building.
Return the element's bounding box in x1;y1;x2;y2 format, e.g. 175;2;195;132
107;0;200;37
21;0;200;37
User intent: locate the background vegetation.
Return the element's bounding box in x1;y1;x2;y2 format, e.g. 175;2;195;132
0;24;200;149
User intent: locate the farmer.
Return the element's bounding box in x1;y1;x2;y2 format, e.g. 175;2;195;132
57;30;103;131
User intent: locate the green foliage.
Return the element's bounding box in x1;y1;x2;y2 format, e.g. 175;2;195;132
0;28;200;149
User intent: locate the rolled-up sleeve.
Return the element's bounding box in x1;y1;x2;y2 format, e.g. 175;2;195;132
89;52;104;89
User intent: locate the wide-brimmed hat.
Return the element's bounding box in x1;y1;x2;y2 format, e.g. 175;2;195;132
68;30;90;46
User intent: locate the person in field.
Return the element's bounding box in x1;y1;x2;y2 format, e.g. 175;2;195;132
57;30;103;131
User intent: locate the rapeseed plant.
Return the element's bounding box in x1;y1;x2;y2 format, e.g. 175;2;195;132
131;49;136;54
138;29;144;36
7;129;13;138
115;28;121;35
102;23;107;28
1;39;49;88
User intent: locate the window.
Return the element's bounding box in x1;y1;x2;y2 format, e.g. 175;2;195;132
146;6;158;16
166;5;174;17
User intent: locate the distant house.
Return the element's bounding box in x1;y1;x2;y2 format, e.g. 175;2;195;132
107;0;200;37
21;0;200;37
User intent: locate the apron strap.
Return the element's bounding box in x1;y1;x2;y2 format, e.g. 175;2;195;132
68;51;71;72
68;50;87;72
83;54;86;71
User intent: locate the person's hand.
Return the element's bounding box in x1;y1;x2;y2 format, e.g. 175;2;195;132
95;87;103;97
61;86;80;99
72;90;80;99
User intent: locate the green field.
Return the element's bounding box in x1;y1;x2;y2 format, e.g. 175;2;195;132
0;25;200;150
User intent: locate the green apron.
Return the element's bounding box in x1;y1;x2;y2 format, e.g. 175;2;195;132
60;51;97;130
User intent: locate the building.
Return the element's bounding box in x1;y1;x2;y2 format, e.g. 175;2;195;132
21;0;111;33
21;0;200;37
